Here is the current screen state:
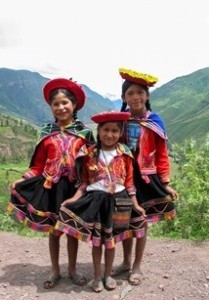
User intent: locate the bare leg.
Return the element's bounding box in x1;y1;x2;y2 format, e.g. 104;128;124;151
48;233;60;278
104;248;116;290
92;245;102;280
112;238;133;276
67;235;78;277
104;248;115;278
128;224;147;285
132;223;147;273
121;238;133;269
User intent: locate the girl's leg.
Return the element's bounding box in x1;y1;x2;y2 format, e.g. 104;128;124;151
92;245;102;280
122;238;133;269
132;223;147;272
129;223;148;285
104;248;115;279
89;245;104;292
112;238;133;275
49;233;60;277
67;235;86;286
104;248;116;290
43;233;61;289
67;235;78;277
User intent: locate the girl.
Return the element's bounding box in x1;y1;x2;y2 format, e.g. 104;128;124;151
7;78;94;288
113;68;179;285
55;111;146;293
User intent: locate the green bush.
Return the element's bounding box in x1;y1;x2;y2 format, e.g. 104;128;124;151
150;137;209;240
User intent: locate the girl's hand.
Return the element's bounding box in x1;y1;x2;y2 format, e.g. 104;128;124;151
164;185;179;201
133;203;147;218
130;196;146;217
11;178;25;190
61;197;78;206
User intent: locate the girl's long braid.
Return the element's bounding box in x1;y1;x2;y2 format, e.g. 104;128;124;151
96;133;101;162
120;101;127;112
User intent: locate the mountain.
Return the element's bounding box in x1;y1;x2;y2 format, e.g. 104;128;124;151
0;67;209;144
0;68;114;126
150;67;209;143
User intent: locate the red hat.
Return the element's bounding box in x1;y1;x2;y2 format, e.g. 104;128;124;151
119;67;159;87
91;111;131;124
43;78;86;110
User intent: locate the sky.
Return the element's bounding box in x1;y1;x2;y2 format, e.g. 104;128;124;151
0;0;209;98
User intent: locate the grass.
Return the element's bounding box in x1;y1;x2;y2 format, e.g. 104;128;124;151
0;162;47;237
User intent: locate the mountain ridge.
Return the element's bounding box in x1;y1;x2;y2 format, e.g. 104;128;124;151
0;67;209;144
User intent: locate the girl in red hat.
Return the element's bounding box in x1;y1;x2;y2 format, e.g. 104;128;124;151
7;78;94;288
55;111;146;293
112;68;179;285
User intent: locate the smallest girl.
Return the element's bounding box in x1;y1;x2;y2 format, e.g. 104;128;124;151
55;111;146;293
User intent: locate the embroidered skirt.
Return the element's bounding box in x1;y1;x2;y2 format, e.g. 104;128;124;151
134;165;176;222
55;190;146;249
7;176;77;235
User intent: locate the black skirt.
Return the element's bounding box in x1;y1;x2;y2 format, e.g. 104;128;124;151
134;164;176;222
7;176;77;235
55;190;146;249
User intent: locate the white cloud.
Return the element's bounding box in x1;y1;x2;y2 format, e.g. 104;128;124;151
0;0;209;98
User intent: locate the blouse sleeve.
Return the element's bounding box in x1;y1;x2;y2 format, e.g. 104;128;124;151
155;136;170;183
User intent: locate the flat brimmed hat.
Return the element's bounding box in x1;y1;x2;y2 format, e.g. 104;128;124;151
43;78;86;110
119;67;159;87
91;111;131;124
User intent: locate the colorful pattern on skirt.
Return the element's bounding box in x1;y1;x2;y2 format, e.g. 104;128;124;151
7;176;77;236
55;190;146;249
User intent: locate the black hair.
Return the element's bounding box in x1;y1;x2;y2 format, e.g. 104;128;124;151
120;80;152;112
49;88;78;120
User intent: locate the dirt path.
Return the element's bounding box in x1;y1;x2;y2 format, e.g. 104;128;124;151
0;231;209;300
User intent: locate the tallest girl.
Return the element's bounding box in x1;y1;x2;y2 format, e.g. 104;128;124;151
113;68;179;285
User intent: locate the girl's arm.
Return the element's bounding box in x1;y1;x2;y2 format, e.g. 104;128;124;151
130;195;146;217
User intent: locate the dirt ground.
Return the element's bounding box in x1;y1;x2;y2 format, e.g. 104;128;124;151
0;231;209;300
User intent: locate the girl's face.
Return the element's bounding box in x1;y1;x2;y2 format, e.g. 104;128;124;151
98;122;122;150
50;92;76;126
122;83;148;115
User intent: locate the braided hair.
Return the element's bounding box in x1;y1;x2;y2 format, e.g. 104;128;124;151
120;80;152;112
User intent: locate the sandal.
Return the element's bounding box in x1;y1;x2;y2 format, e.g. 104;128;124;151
128;272;143;286
88;279;104;293
69;273;86;286
112;264;131;277
43;274;61;289
104;276;117;290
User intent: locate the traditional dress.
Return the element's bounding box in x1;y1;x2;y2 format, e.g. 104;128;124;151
124;110;176;222
55;143;146;249
7;121;94;235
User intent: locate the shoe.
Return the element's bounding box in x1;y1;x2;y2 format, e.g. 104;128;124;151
69;273;86;286
88;279;104;293
43;274;61;289
128;272;144;286
104;276;117;290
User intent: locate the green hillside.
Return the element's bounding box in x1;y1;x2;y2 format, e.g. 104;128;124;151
0;114;38;164
151;67;209;143
1;67;209;144
0;68;114;126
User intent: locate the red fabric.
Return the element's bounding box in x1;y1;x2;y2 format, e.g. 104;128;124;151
136;126;170;183
91;111;131;123
78;144;136;195
23;133;88;185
